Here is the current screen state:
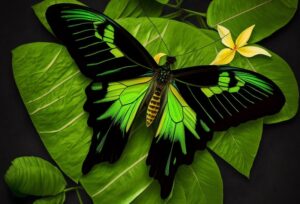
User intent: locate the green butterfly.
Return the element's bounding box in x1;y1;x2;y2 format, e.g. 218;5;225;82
46;3;285;198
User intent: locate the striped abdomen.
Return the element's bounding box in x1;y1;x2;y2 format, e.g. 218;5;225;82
146;88;162;127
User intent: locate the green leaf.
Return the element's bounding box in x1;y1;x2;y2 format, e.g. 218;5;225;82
33;193;66;204
104;0;164;19
32;0;84;34
12;43;91;181
208;119;263;177
4;157;66;197
207;0;298;42
132;150;223;204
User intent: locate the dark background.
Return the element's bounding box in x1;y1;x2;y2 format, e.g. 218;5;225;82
0;0;299;203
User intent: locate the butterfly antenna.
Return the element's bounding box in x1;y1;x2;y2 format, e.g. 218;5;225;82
175;33;229;57
138;0;171;56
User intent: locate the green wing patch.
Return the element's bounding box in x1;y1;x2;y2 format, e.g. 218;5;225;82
156;85;200;154
96;77;152;133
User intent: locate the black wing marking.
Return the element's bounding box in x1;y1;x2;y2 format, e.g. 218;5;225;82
46;3;158;82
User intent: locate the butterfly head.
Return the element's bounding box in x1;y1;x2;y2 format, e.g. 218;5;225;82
166;56;176;66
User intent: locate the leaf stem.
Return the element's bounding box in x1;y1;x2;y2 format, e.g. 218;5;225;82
162;10;183;19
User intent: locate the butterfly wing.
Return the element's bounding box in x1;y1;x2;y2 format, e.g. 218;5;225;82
148;65;285;198
147;84;212;198
83;77;152;173
46;3;158;82
172;66;285;130
46;4;157;173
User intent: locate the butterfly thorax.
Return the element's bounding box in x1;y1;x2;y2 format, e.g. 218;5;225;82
146;57;175;127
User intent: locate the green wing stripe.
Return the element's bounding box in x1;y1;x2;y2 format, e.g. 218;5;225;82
61;9;105;22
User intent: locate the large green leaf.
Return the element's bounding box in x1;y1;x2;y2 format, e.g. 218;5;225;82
207;0;298;43
33;0;84;34
104;0;164;19
208;119;263;177
4;157;66;197
33;193;66;204
12;43;91;181
132;150;223;204
13;12;297;203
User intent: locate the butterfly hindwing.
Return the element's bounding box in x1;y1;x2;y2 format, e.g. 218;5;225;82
83;77;152;173
147;85;212;198
172;66;285;131
46;3;158;82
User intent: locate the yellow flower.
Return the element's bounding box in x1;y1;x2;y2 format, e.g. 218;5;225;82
211;24;271;65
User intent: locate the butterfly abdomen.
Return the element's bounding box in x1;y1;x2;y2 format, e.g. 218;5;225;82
146;87;162;127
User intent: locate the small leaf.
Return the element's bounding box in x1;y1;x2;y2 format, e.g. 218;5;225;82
208;119;263;177
104;0;163;19
32;0;84;33
207;0;298;42
33;193;66;204
4;157;66;197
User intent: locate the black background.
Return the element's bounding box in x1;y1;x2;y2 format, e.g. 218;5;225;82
0;0;299;203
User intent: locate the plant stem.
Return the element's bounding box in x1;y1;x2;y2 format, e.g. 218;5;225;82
165;3;206;18
182;8;206;17
76;189;83;204
197;16;208;29
162;10;183;19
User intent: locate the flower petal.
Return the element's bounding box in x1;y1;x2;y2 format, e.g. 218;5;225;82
237;46;272;58
210;48;236;65
153;53;167;64
217;25;235;49
235;25;255;48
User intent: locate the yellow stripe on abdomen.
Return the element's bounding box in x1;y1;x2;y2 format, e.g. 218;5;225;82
146;90;161;127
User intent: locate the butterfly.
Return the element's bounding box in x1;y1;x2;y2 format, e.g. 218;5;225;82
46;3;285;198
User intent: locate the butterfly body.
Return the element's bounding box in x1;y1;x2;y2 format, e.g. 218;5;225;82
46;3;285;199
146;59;174;127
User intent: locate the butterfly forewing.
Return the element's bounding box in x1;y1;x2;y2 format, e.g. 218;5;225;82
172;66;285;131
46;3;158;82
46;4;157;173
